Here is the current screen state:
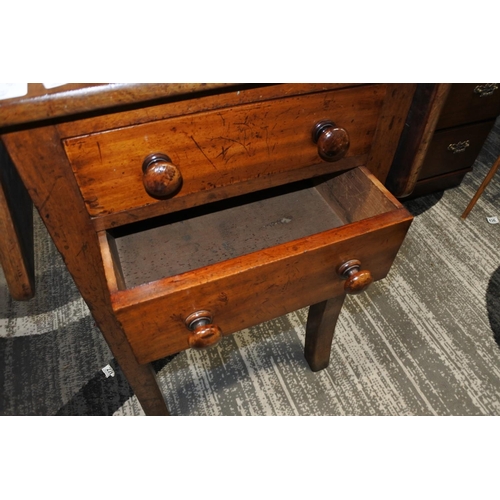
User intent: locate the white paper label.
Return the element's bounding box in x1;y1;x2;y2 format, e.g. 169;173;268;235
102;364;116;378
0;83;28;100
487;217;499;224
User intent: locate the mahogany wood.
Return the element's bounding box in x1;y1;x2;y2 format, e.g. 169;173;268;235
418;120;496;180
437;83;500;129
0;140;35;300
386;84;452;198
142;153;182;198
390;83;499;199
55;84;363;138
338;259;373;294
102;168;412;364
64;86;387;220
1;127;170;415
313;121;350;162
0;83;416;415
365;83;417;184
304;296;346;372
0;83;238;129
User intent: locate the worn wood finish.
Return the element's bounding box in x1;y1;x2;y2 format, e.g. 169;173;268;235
437;83;500;129
55;84;362;138
0;83;239;129
404;168;472;200
389;83;500;199
364;83;417;184
64;85;387;220
419;120;496;180
0;83;416;415
0;140;35;300
1;127;169;415
304;296;346;371
461;153;500;219
102;168;412;364
386;84;452;198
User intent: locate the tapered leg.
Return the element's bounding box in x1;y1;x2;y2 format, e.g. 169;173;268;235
304;295;346;372
2;128;170;416
0;140;34;300
461;154;500;219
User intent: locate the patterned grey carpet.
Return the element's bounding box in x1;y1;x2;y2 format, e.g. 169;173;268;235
1;119;500;416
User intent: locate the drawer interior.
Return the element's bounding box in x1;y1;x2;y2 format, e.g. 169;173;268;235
104;167;399;291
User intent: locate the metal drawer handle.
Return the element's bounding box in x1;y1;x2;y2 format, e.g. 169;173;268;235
312;120;350;162
448;140;470;154
185;310;222;349
474;84;498;98
337;259;373;295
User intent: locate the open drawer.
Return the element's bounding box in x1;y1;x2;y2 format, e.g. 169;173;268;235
99;167;412;364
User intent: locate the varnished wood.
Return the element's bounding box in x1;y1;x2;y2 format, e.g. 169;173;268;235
389;83;500;199
142;154;182;198
103;168;412;363
1;127;169;415
418;120;496;180
437;83;500;129
0;140;35;300
386;84;452;198
55;84;364;138
0;83;416;414
304;296;346;371
313;121;350;162
461;153;500;219
365;83;417;184
338;260;373;294
0;83;238;129
64;85;387;220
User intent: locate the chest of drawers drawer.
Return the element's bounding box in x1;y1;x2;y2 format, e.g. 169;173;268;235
98;167;411;364
63;85;387;226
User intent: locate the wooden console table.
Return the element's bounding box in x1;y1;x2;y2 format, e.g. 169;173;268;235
0;84;415;415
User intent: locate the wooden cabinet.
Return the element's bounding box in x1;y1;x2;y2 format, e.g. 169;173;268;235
387;83;500;199
0;83;415;415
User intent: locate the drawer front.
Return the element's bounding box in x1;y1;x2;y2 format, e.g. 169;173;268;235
437;83;500;129
64;85;386;219
104;168;412;364
419;120;495;180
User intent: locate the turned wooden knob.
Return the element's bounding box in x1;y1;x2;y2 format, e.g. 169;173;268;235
142;153;182;198
312;120;350;162
337;259;373;294
185;310;223;349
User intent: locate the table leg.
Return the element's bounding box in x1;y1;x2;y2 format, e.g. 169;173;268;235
2;127;170;416
304;295;346;372
0;140;35;300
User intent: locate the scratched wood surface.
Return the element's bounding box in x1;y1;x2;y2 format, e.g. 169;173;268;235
103;168;412;363
64;85;387;221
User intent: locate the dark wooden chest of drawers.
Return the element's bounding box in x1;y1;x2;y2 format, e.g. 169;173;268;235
387;83;500;199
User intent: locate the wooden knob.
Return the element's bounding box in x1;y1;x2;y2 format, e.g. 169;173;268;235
337;259;373;295
142;153;182;198
185;310;223;349
312;120;350;162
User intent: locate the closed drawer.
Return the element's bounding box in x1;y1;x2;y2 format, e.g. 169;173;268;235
419;120;495;180
64;85;387;221
437;83;500;129
98;167;412;364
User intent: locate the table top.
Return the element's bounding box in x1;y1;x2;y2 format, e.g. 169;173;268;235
0;83;238;129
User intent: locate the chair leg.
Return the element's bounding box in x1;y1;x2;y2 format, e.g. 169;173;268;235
461;154;500;219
